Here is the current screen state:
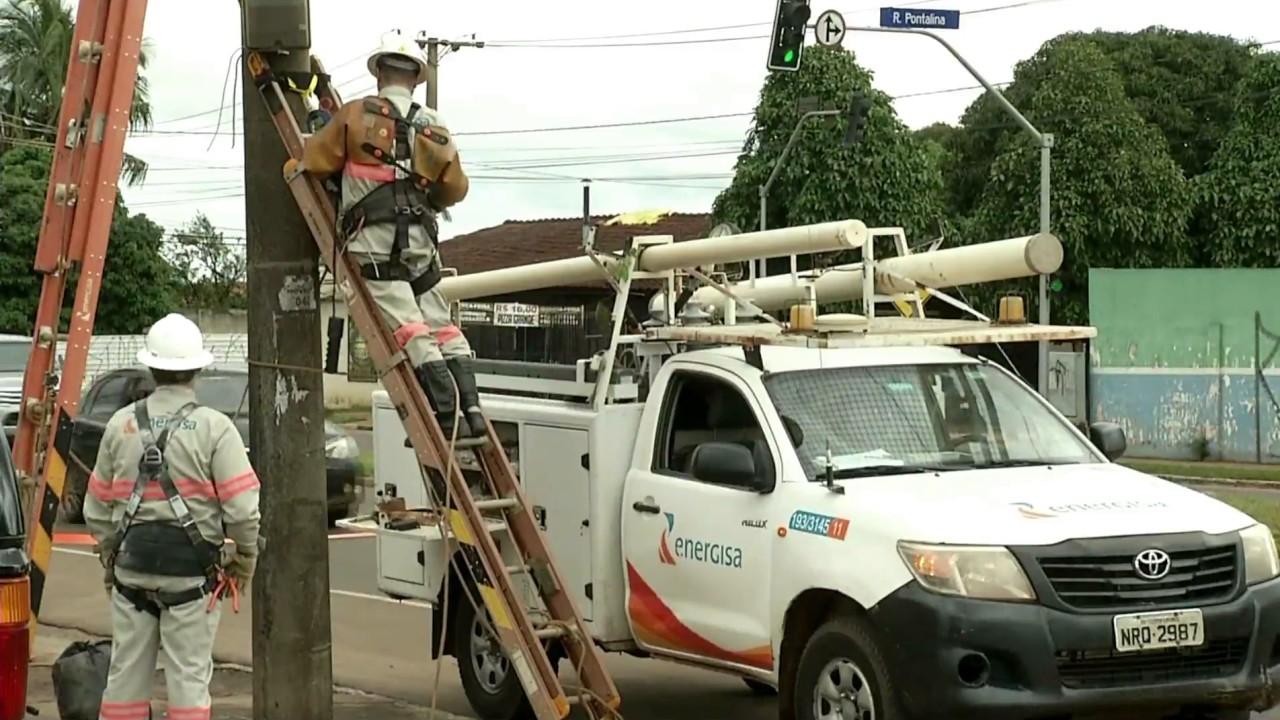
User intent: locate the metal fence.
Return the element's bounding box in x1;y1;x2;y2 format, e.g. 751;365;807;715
57;333;249;387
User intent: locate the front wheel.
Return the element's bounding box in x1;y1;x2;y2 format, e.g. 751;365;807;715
794;614;906;720
454;590;537;720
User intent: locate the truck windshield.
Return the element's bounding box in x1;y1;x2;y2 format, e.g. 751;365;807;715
0;341;29;373
761;362;1099;480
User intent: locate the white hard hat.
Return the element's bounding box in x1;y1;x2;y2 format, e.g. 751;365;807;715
367;32;428;85
136;313;214;372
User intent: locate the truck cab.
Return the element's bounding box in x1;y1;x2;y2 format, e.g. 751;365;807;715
0;427;31;720
351;341;1280;720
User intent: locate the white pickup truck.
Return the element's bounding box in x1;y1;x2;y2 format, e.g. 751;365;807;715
346;335;1280;720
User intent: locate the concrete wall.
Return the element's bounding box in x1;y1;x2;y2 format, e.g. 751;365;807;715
1088;269;1280;463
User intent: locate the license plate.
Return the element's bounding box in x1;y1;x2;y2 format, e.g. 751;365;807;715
1112;609;1205;652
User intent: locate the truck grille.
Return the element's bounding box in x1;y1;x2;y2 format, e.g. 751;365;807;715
1037;545;1238;611
1055;638;1248;689
0;388;21;406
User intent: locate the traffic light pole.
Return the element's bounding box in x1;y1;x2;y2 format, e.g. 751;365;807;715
756;108;842;283
844;24;1054;396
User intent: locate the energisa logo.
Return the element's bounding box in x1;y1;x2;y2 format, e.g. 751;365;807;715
658;512;744;569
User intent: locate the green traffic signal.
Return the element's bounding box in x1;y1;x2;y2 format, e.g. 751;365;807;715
784;49;795;63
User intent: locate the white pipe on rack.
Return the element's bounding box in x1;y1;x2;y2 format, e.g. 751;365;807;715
438;219;869;302
688;233;1064;314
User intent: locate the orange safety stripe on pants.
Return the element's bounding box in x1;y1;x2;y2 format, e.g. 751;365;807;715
393;321;433;349
435;325;462;343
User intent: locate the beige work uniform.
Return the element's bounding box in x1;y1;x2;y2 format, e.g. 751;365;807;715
302;84;472;367
84;384;261;720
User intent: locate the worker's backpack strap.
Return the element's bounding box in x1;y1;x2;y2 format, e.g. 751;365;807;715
112;400;219;576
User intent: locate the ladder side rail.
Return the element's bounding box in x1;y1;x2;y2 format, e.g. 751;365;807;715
12;0;113;478
249;57;575;720
23;0;150;638
474;430;621;709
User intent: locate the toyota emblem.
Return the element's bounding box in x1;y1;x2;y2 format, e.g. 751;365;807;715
1133;548;1172;580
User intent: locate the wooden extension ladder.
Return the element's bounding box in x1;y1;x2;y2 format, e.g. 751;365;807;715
14;0;151;640
245;50;621;720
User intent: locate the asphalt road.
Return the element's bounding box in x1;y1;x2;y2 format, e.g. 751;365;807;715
39;483;1280;719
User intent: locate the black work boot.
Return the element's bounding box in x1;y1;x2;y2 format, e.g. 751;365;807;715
414;361;473;442
446;356;488;439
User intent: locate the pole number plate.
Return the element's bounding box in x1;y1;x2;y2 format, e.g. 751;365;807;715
1112;608;1205;652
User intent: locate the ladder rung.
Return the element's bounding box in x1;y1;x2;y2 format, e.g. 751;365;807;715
533;626;566;640
506;564;530;574
475;497;520;512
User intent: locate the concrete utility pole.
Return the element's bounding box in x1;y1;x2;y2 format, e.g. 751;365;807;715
240;1;334;718
414;34;485;109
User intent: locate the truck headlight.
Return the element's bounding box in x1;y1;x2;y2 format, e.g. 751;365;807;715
325;435;359;460
1240;523;1279;586
897;541;1037;602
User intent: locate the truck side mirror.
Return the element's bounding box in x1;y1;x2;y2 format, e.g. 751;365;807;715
689;441;762;490
1089;422;1127;461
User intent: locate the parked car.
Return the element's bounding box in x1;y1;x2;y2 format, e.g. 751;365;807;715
0;334;30;447
62;366;360;526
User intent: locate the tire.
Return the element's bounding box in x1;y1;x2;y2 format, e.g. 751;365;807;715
454;589;537;720
743;677;778;696
61;462;88;524
793;614;906;720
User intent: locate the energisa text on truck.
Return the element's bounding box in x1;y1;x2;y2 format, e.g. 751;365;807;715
341;220;1280;720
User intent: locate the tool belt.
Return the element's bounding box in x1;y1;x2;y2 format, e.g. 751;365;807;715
114;577;216;619
339;97;443;297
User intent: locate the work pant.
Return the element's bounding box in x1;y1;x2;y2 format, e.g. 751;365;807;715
99;571;221;720
351;226;472;366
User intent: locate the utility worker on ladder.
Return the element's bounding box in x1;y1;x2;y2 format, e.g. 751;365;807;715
290;30;486;442
84;313;261;720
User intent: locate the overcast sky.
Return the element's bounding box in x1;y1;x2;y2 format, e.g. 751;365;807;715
116;0;1277;249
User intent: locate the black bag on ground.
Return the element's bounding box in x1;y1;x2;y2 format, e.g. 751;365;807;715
51;639;113;720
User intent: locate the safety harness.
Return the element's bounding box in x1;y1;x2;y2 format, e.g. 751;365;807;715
111;401;221;618
340;96;445;296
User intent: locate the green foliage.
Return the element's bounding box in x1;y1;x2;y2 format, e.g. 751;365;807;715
1197;53;1280;267
712;46;946;247
0;0;155;185
965;36;1192;325
0;144;179;335
165;213;247;311
944;28;1257;219
1082;26;1259;178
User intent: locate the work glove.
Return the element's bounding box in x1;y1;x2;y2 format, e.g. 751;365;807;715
226;551;258;592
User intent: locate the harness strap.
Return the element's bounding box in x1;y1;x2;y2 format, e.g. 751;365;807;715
112;400;218;574
344;97;438;270
114;577;215;619
357;261;441;295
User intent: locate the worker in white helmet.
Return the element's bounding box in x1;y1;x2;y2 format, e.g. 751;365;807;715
289;30;486;443
84;313;261;720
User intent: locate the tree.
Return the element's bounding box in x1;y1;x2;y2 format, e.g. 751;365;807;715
712;46;946;254
165;212;247;311
964;36;1193;325
1196;52;1280;267
0;144;179;334
943;27;1258;219
0;0;156;185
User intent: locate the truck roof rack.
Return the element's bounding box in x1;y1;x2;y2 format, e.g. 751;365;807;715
439;222;1090;408
644;317;1096;349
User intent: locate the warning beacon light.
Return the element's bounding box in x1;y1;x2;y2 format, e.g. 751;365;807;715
767;0;812;72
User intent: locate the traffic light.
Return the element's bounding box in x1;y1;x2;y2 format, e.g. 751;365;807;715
767;0;811;72
843;92;873;146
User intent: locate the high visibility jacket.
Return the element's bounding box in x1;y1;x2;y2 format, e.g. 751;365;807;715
83;385;261;563
300;85;469;265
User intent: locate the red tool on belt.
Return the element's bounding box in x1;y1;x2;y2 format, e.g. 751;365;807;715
207;569;240;613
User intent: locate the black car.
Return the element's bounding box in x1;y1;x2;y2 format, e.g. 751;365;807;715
61;366;360;526
0;426;31;720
